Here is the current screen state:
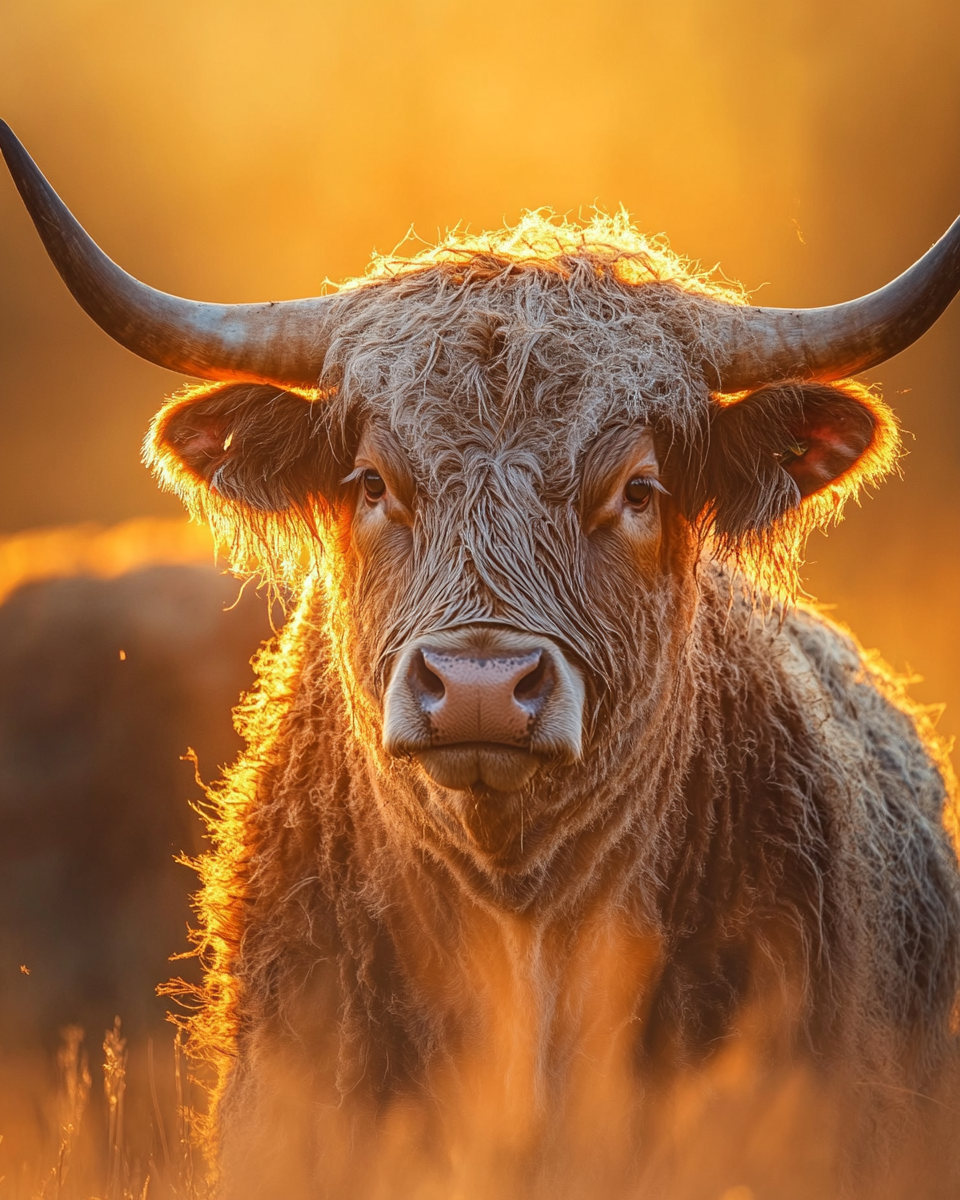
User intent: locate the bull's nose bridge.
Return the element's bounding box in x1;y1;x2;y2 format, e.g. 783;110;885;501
410;648;554;746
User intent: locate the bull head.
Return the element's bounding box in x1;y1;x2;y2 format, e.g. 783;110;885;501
2;120;957;814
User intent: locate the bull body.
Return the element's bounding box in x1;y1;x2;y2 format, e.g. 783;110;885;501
141;233;959;1199
200;569;959;1200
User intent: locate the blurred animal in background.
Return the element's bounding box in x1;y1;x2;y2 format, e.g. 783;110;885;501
3;119;960;1200
0;520;271;1193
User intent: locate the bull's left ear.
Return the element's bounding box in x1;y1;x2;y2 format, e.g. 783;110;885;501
146;381;346;517
682;381;899;540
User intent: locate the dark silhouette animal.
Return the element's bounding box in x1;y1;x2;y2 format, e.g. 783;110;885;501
0;542;270;1187
3;120;960;1199
0;555;270;1039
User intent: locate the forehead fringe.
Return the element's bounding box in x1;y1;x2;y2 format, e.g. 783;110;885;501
318;209;740;491
347;208;746;304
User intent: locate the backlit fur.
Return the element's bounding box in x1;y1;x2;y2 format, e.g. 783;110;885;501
146;213;958;1198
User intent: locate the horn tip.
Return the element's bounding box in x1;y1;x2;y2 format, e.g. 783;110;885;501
0;118;29;175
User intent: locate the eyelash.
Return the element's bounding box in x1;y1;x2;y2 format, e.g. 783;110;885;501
623;476;665;511
344;466;388;503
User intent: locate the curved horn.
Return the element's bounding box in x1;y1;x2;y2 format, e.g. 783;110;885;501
0;120;334;387
707;211;960;392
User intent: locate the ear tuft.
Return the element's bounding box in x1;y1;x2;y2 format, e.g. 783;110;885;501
163;408;235;489
144;382;349;585
772;389;876;499
147;382;344;513
694;381;898;538
668;379;899;593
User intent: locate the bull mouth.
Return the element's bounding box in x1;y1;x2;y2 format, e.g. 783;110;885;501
414;743;542;793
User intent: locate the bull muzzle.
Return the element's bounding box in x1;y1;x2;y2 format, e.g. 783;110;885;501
382;627;585;792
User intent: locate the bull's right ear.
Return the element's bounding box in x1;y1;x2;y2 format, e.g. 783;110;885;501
146;382;346;517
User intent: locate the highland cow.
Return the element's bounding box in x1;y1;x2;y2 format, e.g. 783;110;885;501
0;558;269;1041
0;552;270;1185
3;119;960;1199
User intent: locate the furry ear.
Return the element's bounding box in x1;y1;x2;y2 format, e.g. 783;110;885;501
676;381;898;543
147;382;346;515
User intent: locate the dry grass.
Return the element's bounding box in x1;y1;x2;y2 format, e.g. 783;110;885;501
0;1021;207;1200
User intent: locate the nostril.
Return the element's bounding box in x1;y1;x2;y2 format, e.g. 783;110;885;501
514;653;554;712
409;650;445;710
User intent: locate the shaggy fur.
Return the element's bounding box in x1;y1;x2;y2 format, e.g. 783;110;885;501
146;213;958;1199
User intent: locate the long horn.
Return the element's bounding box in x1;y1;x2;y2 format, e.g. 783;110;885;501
707;211;960;392
0;120;334;387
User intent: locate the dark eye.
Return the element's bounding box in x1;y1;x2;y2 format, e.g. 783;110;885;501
624;477;654;510
363;469;386;501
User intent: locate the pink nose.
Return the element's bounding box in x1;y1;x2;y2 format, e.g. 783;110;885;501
409;649;554;746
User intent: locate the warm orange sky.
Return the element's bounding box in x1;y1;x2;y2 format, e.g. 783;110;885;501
0;0;958;749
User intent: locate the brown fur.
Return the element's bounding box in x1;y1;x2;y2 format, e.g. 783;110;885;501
146;213;958;1198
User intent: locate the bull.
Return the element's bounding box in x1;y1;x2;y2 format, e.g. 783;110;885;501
3;119;960;1199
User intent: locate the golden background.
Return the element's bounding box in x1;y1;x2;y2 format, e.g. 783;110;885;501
1;0;957;751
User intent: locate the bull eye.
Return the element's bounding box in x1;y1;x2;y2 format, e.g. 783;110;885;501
624;477;654;511
363;470;386;501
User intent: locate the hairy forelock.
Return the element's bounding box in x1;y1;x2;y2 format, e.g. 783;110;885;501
321;216;733;477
